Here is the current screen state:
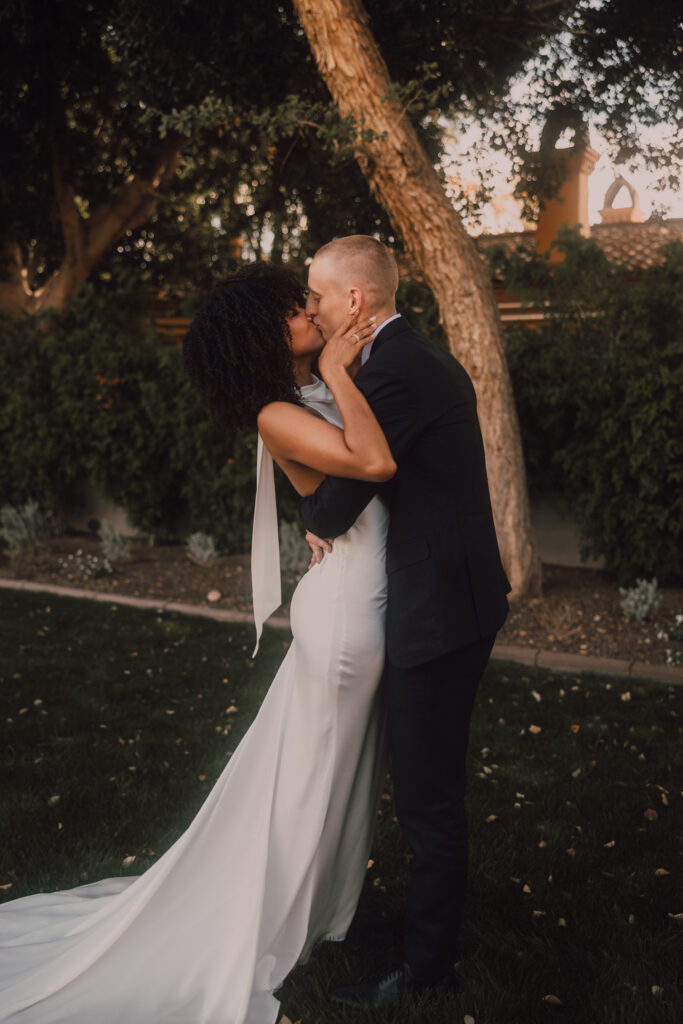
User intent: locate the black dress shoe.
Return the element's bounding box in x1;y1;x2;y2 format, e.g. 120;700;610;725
330;961;416;1007
331;961;459;1007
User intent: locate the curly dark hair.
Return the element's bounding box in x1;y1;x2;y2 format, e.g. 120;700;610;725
183;263;306;428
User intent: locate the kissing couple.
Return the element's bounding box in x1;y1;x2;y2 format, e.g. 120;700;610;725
0;235;510;1023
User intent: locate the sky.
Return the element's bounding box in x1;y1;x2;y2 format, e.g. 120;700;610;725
444;122;683;237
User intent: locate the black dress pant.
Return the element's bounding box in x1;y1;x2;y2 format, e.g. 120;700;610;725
386;632;496;983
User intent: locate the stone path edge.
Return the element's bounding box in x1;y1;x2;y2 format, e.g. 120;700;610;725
2;577;681;686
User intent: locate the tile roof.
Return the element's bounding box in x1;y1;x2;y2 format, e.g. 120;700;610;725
475;219;683;271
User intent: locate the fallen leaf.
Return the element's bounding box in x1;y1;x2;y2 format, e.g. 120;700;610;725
570;724;580;733
47;795;60;807
661;793;669;806
367;859;374;869
225;705;238;713
522;883;532;894
0;883;12;891
566;848;576;856
529;724;542;734
572;768;581;778
531;690;541;702
532;909;546;918
655;868;669;876
603;840;615;848
121;855;136;867
538;840;547;848
464;1016;475;1024
207;589;221;602
651;986;663;996
543;994;563;1006
620;692;631;702
644;808;658;821
485;814;497;823
558;918;567;927
667;912;683;920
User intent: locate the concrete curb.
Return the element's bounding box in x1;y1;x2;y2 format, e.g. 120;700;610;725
0;577;290;630
2;577;682;685
491;642;683;685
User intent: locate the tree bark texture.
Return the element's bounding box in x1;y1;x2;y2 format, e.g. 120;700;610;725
0;138;183;318
293;0;542;597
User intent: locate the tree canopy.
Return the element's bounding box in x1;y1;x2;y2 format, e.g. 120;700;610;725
0;0;680;311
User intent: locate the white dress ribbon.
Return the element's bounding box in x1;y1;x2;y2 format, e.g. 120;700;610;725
251;435;281;656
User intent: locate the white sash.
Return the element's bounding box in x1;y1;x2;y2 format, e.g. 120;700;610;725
250;435;281;656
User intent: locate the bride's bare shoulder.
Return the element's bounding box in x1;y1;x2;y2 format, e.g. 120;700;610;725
257;401;318;432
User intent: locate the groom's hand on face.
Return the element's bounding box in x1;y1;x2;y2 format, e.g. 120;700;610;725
306;531;334;568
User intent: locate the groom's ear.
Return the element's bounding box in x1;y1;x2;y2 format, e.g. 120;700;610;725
348;287;362;316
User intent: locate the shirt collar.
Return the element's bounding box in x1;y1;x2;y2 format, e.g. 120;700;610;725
362;312;401;365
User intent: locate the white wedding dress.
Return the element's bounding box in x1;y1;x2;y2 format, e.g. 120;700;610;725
0;377;389;1023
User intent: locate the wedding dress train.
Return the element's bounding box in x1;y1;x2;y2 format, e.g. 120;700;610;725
0;377;389;1023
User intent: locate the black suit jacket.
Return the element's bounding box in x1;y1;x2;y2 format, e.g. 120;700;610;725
299;315;510;669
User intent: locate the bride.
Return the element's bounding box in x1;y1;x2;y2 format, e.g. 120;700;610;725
0;264;395;1023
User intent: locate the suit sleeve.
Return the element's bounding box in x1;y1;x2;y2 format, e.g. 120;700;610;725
299;361;423;538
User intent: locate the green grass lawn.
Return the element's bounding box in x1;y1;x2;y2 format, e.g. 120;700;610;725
1;590;680;1024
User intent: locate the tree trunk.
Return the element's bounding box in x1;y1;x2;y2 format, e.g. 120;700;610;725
293;0;541;597
0;137;184;318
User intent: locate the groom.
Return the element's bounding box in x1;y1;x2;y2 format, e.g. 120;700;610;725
300;235;511;1007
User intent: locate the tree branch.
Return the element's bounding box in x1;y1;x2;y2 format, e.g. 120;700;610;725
84;134;185;268
51;141;86;273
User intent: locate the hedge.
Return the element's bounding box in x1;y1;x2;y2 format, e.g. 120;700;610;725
0;277;292;552
493;229;683;584
1;243;681;583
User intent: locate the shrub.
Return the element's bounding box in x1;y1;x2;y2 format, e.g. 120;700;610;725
57;550;113;579
0;501;50;554
494;230;683;583
619;578;662;622
99;521;131;562
0;274;275;553
185;532;217;565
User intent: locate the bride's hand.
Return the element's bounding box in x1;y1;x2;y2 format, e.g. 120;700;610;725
318;314;376;378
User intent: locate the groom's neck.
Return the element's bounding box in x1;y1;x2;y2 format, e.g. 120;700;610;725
368;304;397;326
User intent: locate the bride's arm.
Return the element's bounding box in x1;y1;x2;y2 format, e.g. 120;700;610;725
269;450;326;497
257;397;395;497
257;315;396;497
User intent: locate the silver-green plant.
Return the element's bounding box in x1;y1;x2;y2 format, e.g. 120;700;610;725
0;501;50;554
99;520;131;562
279;521;310;583
619;577;662;622
185;531;217;565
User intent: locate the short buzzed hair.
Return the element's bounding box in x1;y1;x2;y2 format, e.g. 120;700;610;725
314;235;399;301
